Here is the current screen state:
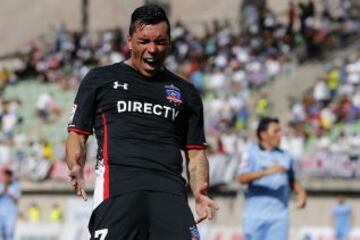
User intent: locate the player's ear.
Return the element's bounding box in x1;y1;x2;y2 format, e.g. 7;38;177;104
127;34;132;51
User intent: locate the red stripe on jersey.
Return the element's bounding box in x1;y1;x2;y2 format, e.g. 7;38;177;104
101;113;110;199
67;127;91;135
186;145;207;150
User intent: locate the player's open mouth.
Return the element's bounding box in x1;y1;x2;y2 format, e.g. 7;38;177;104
143;57;158;68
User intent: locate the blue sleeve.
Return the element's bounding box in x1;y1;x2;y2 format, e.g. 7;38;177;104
8;182;21;200
238;148;254;175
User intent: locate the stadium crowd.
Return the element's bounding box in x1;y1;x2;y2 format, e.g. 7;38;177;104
286;49;360;179
288;49;360;151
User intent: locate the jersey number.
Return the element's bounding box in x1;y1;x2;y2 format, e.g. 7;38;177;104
95;229;108;240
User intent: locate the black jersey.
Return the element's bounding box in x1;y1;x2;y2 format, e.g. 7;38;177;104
68;62;207;205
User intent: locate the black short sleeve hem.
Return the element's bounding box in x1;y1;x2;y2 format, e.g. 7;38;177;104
67;69;99;134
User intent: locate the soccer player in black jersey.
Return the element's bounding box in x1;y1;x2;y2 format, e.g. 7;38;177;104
66;4;219;240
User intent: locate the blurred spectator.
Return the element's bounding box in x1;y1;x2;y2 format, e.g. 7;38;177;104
287;1;297;34
54;140;66;162
313;78;330;107
49;203;63;223
255;92;270;118
36;92;62;123
28;202;41;223
0;138;11;166
0;68;17;96
0;168;21;240
332;196;352;240
1;101;19;141
281;126;305;160
290;99;306;123
327;67;341;99
40;139;55;161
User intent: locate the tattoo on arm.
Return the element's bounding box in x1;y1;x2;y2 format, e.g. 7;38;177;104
188;150;209;194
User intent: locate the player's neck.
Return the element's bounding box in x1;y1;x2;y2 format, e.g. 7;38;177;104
258;142;276;151
124;59;137;71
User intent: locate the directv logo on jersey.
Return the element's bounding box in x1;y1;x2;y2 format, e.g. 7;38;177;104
117;100;179;121
113;81;128;90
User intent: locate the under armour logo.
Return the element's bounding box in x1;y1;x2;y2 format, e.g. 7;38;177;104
113;81;129;90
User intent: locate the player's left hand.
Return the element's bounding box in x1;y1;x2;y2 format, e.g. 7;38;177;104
195;183;219;224
69;164;88;201
296;191;307;209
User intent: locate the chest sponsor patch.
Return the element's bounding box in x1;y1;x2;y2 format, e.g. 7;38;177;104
165;84;182;105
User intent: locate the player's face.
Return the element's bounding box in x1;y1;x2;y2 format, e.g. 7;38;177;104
264;123;282;149
2;174;11;186
127;21;170;77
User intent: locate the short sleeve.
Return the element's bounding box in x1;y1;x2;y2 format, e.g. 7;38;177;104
238;148;254;174
8;182;21;200
184;86;207;150
67;69;99;135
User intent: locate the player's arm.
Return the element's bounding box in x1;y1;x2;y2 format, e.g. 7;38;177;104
288;158;306;208
7;192;19;203
66;131;88;200
66;69;98;201
186;149;219;224
238;165;286;184
186;149;209;195
184;85;218;223
291;179;307;208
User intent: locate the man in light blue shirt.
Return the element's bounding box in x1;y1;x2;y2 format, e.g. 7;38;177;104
237;117;307;240
0;168;21;240
333;196;352;240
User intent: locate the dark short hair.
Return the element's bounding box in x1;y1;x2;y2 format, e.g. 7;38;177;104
256;117;280;140
4;168;13;177
129;4;171;37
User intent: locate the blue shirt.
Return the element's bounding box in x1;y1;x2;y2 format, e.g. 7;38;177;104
332;203;352;234
238;144;296;219
0;181;21;217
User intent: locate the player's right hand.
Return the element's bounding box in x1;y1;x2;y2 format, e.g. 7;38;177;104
69;164;88;201
194;183;219;224
265;165;286;175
